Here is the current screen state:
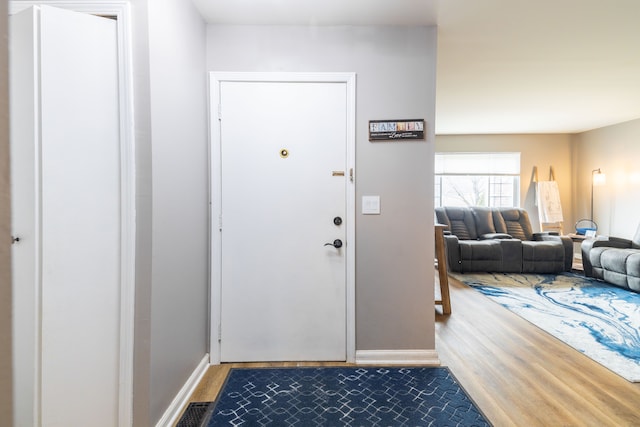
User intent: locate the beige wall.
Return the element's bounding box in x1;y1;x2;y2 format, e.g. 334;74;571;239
572;119;640;238
0;0;13;423
435;122;640;239
435;134;574;233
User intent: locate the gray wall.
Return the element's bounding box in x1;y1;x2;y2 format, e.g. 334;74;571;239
107;0;210;424
0;0;13;423
130;0;153;424
207;25;437;352
146;1;209;424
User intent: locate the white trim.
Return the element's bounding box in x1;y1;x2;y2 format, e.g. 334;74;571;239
154;355;210;427
209;72;357;364
209;72;222;365
355;350;441;366
9;3;136;426
112;5;136;426
10;0;130;15
344;74;356;363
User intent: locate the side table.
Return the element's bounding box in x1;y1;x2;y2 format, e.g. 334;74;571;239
435;224;451;314
567;233;587;271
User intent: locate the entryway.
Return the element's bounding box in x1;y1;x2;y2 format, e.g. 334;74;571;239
209;72;356;363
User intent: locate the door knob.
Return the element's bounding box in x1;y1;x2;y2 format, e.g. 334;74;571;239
324;239;343;249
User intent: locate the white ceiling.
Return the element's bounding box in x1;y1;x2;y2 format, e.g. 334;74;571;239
192;0;640;135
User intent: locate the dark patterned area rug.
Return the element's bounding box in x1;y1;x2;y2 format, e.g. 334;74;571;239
199;366;490;426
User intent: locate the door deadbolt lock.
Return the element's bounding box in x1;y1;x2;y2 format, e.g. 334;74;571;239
333;216;342;226
324;239;343;249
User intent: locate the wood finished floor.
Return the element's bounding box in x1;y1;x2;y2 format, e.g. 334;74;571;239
182;275;640;426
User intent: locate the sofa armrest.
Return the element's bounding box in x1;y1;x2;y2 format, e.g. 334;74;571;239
442;234;462;272
581;237;632;276
480;233;513;240
533;231;559;238
583;237;632;251
606;236;634;247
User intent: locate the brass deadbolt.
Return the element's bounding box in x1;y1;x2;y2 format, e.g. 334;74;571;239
280;149;289;158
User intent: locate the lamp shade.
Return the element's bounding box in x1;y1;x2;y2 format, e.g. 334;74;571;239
593;171;606;186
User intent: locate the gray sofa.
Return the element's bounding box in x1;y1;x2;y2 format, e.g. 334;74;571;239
581;224;640;292
435;206;573;273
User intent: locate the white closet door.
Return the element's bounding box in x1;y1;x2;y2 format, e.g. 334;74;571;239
11;6;121;426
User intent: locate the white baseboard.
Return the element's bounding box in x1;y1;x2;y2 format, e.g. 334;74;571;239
355;349;440;366
155;354;210;427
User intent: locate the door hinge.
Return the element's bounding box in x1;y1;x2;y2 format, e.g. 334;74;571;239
217;104;222;121
218;214;223;231
218;324;222;343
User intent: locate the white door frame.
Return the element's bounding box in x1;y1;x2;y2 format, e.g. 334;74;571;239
209;72;356;364
9;2;135;425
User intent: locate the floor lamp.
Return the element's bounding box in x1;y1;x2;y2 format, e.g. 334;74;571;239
591;168;606;226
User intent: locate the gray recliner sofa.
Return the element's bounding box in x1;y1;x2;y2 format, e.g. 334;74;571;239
435;206;573;273
581;224;640;293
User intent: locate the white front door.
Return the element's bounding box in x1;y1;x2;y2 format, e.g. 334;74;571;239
212;74;355;362
10;6;121;426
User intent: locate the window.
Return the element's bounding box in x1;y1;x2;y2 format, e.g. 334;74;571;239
435;152;520;208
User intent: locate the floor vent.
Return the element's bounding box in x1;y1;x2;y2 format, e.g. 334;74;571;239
176;402;212;427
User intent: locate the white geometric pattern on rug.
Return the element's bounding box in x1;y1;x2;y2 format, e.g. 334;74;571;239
453;272;640;382
206;367;491;426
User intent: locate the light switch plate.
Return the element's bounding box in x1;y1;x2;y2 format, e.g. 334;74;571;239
362;195;381;215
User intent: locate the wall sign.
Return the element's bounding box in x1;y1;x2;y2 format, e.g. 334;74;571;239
369;119;425;141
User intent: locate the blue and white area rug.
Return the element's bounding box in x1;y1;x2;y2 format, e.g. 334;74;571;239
204;367;490;426
454;272;640;382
